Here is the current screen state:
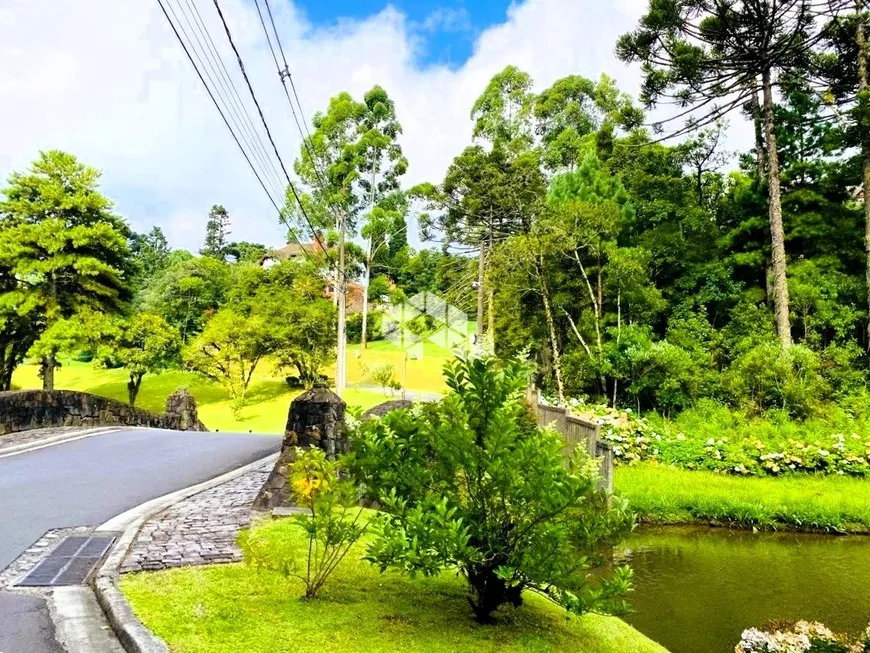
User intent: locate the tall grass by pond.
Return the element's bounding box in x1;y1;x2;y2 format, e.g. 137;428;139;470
616;463;870;532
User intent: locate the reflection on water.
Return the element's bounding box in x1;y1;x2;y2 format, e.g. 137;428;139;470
619;526;870;653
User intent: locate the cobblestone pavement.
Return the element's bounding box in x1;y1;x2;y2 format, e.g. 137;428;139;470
0;427;113;454
120;459;273;573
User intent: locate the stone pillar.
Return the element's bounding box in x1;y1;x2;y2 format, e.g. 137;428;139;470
253;383;346;511
165;389;200;431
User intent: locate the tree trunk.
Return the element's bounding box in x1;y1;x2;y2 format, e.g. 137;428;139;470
486;230;495;350
466;563;523;624
613;289;621;408
360;234;373;350
761;69;793;350
127;372;144;407
856;0;870;348
361;161;379;351
537;255;565;403
336;213;348;396
752;88;766;180
0;346;12;391
42;355;55;392
476;242;485;342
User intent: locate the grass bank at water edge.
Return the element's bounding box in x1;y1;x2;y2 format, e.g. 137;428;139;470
616;462;870;533
121;518;667;653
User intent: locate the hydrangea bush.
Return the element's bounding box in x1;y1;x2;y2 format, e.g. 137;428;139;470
540;396;870;477
735;620;870;653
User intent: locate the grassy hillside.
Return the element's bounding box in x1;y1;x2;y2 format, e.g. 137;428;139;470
10;360;391;434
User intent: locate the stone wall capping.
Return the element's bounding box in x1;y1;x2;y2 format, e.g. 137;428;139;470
0;389;208;436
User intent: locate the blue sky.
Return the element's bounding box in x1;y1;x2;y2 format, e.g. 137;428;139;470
295;0;511;68
4;0;753;251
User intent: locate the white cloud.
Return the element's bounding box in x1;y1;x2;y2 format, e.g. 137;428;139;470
0;0;752;252
417;7;472;34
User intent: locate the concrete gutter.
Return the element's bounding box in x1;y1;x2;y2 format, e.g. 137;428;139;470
0;427;122;459
89;452;279;653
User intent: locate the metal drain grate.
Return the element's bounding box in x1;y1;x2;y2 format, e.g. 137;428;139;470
17;534;117;587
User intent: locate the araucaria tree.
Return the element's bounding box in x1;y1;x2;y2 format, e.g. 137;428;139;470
353;357;635;623
0;150;133;389
201;204;231;259
617;0;826;350
817;1;870;343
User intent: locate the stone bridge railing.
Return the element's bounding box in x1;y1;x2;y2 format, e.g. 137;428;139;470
0;389;207;436
525;387;614;493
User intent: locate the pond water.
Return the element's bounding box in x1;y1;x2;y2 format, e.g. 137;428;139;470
618;526;870;653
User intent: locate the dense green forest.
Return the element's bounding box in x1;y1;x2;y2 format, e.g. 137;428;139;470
5;1;870;456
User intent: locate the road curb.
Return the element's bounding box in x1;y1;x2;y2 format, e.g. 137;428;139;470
90;451;280;653
0;427;122;459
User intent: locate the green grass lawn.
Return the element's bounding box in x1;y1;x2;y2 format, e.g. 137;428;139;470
9;360;391;434
121;518;666;653
339;337;456;395
616;462;870;533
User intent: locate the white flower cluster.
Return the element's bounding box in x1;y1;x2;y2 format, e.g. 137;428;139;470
735;621;862;653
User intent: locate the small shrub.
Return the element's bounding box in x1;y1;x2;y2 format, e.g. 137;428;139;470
722;342;828;418
350;357;635;623
241;448;367;598
361;362;401;395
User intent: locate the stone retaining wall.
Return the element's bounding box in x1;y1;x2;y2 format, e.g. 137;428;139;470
0;389;207;436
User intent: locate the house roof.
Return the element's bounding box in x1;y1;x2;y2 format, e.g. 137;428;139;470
260;234;327;266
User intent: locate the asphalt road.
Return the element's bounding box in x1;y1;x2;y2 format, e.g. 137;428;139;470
0;428;281;653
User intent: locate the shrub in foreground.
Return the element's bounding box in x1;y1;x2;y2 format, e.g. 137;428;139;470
351;357;635;623
241;448;366;598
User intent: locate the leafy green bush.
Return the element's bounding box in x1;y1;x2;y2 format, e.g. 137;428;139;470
350;357;635;623
241;448;366;599
347;310;383;344
722;342;828;418
360;361;401;395
589;399;870;477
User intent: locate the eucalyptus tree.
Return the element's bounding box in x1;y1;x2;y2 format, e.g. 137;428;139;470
470;65;535;154
534;74;645;171
617;0;829;350
356;86;408;349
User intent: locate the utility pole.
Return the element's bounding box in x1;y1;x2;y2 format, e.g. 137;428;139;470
335;213;348;397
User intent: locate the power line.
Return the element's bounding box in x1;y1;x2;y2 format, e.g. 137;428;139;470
209;0;341;273
164;0;285;205
157;0;283;215
177;0;286;201
158;0;319;268
256;0;333;198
